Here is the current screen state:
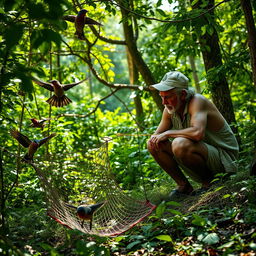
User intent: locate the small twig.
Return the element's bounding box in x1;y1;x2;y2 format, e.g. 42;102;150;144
109;0;229;23
111;88;145;130
89;26;126;45
56;88;119;119
61;39;145;90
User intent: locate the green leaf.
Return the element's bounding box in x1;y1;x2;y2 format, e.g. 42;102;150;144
156;9;166;17
156;202;166;218
218;240;235;249
126;240;141;249
156;0;162;7
202;233;219;245
166;201;181;207
208;26;214;36
201;25;207;35
191;0;199;6
223;194;231;199
192;214;207;226
5;24;24;50
31;29;62;50
156;235;173;242
167;209;182;215
214;186;224;192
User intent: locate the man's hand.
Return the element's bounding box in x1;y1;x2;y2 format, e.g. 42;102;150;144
149;132;170;150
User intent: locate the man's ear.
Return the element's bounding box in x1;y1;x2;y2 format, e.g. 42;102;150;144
181;89;187;100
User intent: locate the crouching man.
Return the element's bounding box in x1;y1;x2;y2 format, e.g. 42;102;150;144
147;71;239;197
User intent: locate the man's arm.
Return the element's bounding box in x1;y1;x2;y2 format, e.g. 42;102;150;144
148;107;172;150
154;107;173;134
151;96;208;145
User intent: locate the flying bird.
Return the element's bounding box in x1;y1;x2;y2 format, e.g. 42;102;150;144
32;78;87;107
30;118;50;129
63;9;103;40
66;202;105;229
10;129;56;161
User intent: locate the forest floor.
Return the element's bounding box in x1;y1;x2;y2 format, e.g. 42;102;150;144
108;170;256;256
1;168;256;256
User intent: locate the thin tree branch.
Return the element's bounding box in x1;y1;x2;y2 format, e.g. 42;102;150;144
89;26;126;45
111;88;145;130
61;39;147;90
109;0;229;23
56;88;120;119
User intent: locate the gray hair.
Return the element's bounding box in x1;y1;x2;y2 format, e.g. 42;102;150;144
174;88;195;101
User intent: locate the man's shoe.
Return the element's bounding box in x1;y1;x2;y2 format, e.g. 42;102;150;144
168;189;191;201
191;187;209;196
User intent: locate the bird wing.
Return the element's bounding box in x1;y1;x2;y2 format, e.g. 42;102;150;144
62;78;87;91
63;15;76;23
38;119;48;124
84;17;103;26
30;119;38;125
32;78;54;92
65;203;78;209
10;130;32;148
37;133;56;147
90;202;105;213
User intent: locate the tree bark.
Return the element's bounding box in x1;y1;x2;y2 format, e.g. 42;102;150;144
118;0;163;111
240;0;256;88
190;0;237;130
189;55;201;93
126;47;145;130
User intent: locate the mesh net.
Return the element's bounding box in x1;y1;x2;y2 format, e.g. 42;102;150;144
30;140;156;237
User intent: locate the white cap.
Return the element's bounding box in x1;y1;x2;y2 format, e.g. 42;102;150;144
151;71;189;91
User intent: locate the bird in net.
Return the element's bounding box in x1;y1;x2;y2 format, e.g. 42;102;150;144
30;139;156;237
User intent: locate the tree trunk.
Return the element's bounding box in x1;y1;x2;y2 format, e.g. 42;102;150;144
118;0;163;111
189;55;201;93
0;150;7;236
126;47;145;130
240;0;256;88
190;0;237;131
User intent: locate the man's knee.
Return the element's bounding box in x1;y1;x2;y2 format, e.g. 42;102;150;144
147;140;154;153
172;137;193;159
147;140;170;154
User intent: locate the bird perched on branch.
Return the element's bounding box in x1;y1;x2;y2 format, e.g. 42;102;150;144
30;118;50;129
32;78;87;107
66;202;105;229
10;129;56;161
63;9;103;40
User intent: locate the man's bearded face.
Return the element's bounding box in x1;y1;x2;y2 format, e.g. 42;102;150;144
159;89;181;114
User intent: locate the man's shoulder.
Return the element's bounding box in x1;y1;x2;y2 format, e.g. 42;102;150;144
192;93;208;101
189;93;209;107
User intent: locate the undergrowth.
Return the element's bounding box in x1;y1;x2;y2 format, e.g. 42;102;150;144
2;166;256;256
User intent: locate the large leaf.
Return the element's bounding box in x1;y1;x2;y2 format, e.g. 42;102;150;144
5;24;24;50
27;2;48;19
202;233;220;245
156;202;166;218
126;240;141;249
192;214;207;226
155;235;173;242
31;29;62;50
